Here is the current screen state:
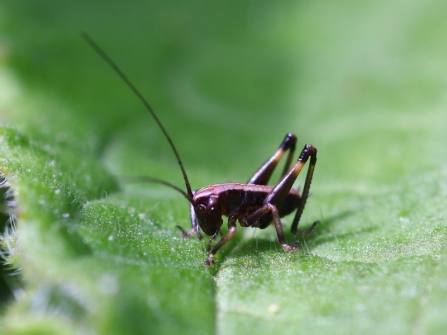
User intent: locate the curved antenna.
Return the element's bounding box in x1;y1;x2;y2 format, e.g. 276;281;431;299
121;176;193;202
81;32;194;199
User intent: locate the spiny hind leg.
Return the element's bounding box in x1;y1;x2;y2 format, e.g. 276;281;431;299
251;143;319;241
289;144;318;235
247;133;297;186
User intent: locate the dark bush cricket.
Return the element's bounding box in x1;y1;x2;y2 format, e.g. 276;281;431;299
81;33;319;266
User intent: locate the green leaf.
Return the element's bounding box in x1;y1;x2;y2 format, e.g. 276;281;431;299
1;0;447;334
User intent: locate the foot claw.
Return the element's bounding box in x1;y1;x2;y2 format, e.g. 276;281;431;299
177;226;203;240
176;225;188;236
294;221;319;236
282;244;297;252
204;255;216;266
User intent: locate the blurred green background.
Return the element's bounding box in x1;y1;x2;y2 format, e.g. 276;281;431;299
0;0;446;334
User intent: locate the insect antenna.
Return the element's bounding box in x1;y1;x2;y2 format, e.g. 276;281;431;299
120;176;192;202
81;32;194;202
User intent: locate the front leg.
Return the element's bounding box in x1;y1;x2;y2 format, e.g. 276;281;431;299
204;215;238;266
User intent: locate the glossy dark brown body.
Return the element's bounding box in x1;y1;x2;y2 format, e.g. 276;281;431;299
82;34;318;267
195;183;300;229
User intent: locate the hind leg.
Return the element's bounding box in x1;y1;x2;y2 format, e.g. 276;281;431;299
247;133;297;185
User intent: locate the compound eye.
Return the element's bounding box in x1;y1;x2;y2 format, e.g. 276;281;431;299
197;204;207;213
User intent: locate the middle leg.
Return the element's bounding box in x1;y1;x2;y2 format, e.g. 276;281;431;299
241;203;297;252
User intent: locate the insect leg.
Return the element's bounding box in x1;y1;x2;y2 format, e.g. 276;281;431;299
204;215;237;266
290;145;318;235
265;144;317;207
176;200;203;240
247;133;297;185
242;204;297;252
243;144;317;251
206;230;220;252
